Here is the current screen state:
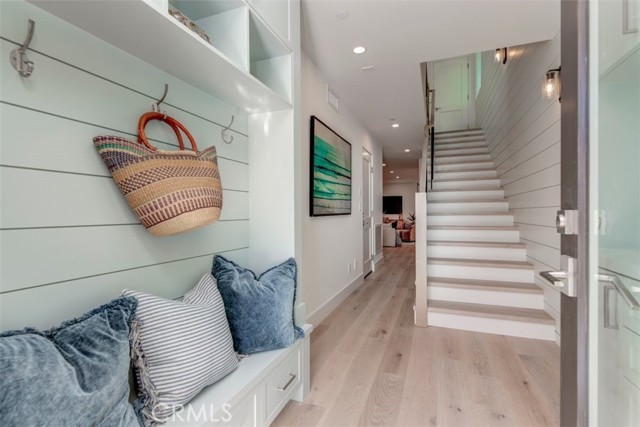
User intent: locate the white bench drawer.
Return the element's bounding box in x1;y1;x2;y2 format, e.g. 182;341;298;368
264;347;301;422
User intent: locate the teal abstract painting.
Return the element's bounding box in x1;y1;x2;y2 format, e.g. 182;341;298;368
310;116;351;216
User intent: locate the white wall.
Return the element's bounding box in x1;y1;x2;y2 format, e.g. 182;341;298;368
476;35;562;341
300;51;383;325
0;1;250;331
383;182;418;219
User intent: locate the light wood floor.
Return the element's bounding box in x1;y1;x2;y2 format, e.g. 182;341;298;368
273;246;560;427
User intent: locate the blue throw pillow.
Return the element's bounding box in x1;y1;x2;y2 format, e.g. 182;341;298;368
212;256;304;354
0;297;139;427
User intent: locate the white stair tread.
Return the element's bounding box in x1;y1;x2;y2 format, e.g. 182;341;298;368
434;177;499;183
428;257;533;270
428;187;502;192
427;199;507;203
427;240;525;248
428;212;513;216
428;300;554;324
436;152;491;159
428;276;542;293
435;159;493;164
427;225;518;230
434;168;495;174
435;144;487;151
435;128;483;135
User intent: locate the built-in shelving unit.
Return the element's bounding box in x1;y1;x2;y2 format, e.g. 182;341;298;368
29;0;292;113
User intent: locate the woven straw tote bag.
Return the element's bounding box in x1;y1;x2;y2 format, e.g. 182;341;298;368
94;112;222;237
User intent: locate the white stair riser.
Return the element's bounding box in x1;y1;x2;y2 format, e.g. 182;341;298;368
433;170;497;180
435;147;489;156
427;189;504;201
434;154;492;164
432;179;501;190
427;264;533;282
435;140;488;150
427;201;509;213
435;161;494;172
427;312;556;341
428;214;514;226
428;286;544;309
428;245;526;261
428;228;519;242
435;134;485;143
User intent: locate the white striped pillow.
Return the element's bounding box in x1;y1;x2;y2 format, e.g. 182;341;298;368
123;274;238;426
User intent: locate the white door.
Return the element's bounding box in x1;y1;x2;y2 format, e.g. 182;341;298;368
362;150;373;276
433;56;470;132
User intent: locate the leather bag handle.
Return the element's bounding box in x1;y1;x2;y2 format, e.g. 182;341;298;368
137;112;198;152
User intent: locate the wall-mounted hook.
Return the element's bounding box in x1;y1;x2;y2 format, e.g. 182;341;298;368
152;83;169;113
221;115;234;144
10;19;35;78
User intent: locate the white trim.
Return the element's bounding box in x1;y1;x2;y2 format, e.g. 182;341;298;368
307;274;364;326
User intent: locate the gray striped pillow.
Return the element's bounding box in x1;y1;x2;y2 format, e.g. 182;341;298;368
123;274;238;426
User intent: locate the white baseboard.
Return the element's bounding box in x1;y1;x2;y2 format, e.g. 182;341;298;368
307;274;365;326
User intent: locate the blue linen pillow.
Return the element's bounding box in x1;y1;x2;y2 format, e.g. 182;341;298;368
0;297;139;427
212;256;304;354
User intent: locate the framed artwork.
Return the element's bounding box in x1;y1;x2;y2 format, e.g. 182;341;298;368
310;116;352;216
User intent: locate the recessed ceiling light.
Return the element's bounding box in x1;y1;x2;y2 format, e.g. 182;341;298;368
404;149;410;152
392;123;399;128
396;176;400;179
390;170;394;173
353;46;366;54
336;10;349;20
382;163;386;166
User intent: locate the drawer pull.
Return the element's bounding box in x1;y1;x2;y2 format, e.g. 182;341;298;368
276;374;296;391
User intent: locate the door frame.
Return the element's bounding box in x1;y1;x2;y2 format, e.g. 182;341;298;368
432;56;471;131
560;0;590;425
362;148;374;276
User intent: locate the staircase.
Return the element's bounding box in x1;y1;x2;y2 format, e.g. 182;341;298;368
425;129;555;341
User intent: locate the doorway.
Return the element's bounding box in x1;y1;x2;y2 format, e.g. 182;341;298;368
362;149;373;276
432;55;470;131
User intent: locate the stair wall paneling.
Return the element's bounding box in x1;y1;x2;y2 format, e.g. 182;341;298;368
476;34;562;343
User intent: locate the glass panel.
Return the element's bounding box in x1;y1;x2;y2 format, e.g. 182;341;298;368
590;1;640;425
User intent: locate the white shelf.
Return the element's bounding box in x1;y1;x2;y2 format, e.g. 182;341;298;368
29;0;291;113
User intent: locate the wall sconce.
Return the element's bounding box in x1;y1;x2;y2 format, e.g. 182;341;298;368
495;47;507;64
543;67;561;102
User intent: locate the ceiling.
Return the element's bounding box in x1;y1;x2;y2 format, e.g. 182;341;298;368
301;0;560;170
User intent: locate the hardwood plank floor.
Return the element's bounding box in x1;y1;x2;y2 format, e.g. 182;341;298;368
273;246;560;427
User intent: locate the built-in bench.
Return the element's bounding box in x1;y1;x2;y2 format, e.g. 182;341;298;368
165;324;312;427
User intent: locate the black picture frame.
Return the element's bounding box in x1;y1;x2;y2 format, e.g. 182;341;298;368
310;116;352;216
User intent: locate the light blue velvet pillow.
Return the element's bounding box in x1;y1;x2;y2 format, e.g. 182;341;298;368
212;256;304;354
0;297;139;427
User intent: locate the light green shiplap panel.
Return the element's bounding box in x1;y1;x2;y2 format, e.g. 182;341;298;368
0;168;249;228
0;0;252;332
0;0;249;136
0;104;249;173
1;221;249;293
0;248;250;331
0;42;248;164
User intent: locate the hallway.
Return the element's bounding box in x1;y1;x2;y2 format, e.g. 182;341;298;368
274;247;560;427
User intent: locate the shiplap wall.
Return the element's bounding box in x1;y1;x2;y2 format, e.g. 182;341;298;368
476;35;562;341
0;0;251;331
